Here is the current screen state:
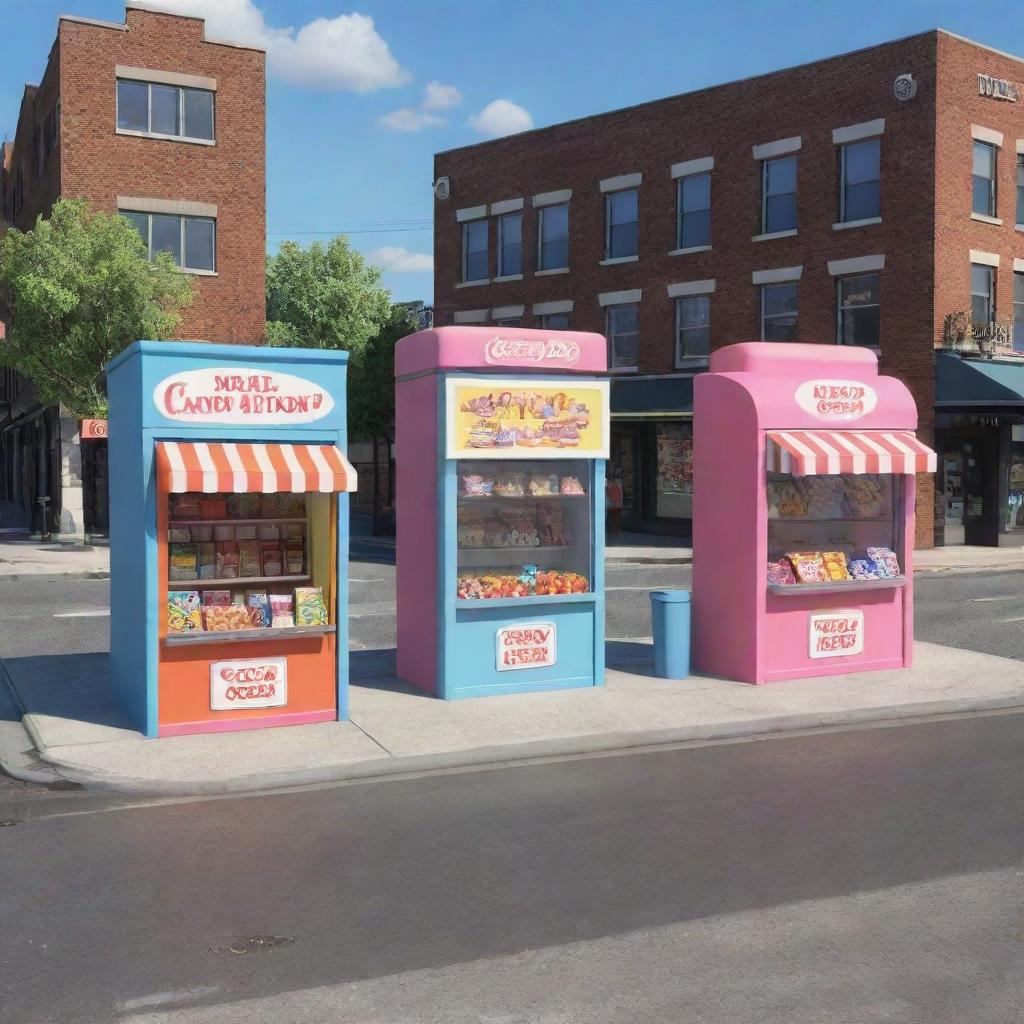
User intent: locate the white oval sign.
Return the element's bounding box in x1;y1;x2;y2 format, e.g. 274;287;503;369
483;336;581;368
794;379;877;421
153;367;334;425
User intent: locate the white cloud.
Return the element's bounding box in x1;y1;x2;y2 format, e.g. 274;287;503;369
369;247;433;273
422;81;462;112
468;99;534;138
131;0;409;92
379;81;462;133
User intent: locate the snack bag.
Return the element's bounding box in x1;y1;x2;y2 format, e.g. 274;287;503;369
168;543;198;581
202;589;232;607
238;540;262;578
246;591;271;627
196;542;217;580
295;586;328;626
461;474;494;497
270;593;294;628
215;541;239;579
202;604;255;632
559;476;586;495
867;546;901;578
766;558;797;585
787;552;827;583
849;558;881;580
285;542;304;575
820;551;852;582
261;541;283;577
167;591;202;633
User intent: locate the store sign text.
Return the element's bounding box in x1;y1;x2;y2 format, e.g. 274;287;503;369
977;73;1019;102
210;656;288;709
495;622;557;671
154;368;334;424
795;380;877;421
808;610;864;659
484;336;581;368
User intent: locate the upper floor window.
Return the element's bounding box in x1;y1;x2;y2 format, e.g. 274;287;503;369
840;139;880;222
761;282;798;341
677;173;711;249
493;317;521;327
605;189;638;259
972;141;997;217
539;312;569;330
1013;271;1024;354
837;273;880;347
762;156;797;234
1016;154;1024;227
970;263;995;328
606;302;639;370
497;212;522;277
121;210;216;273
461;219;488;282
538;203;569;270
676;295;711;363
117;79;214;142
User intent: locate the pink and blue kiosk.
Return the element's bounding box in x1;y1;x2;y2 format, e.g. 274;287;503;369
693;343;937;685
395;326;610;698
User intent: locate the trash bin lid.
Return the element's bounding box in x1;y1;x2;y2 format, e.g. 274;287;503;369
649;589;691;603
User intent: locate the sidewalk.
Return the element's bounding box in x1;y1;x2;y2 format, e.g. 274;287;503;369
0;537;110;580
3;639;1023;795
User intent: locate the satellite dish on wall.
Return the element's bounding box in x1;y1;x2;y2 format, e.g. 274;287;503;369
433;176;451;201
893;73;917;102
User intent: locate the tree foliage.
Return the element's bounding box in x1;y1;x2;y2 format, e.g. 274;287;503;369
0;199;193;417
265;236;392;355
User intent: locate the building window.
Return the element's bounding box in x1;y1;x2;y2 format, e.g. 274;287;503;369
840;139;880;222
762;156;797;234
675;295;711;363
461;219;488;282
493;318;521;327
497;212;522;277
120;210;216;273
761;282;798;341
606;303;639;370
539;313;569;330
837;273;880;347
1017;154;1024;227
116;79;215;142
605;189;638;259
677;173;710;248
538;203;569;270
972;141;997;217
970;263;995;328
1014;271;1024;354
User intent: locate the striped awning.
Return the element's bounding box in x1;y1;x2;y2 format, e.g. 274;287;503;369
156;442;357;493
767;430;937;476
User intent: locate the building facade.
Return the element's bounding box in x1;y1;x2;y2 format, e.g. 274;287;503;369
0;3;266;537
433;30;1024;548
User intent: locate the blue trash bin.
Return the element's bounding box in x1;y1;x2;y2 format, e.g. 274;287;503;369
650;590;691;679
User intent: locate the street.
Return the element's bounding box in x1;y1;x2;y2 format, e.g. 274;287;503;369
2;565;1024;1022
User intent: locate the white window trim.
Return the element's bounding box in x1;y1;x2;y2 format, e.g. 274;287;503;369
828;254;885;276
455;279;490;288
1014;257;1024;273
833;216;882;232
1018;139;1024;155
453;309;489;324
752;229;797;242
970;249;1000;268
971;212;1003;226
971;124;1004;147
118;196;216;217
490;197;523;216
456;205;487;223
535;267;569;277
533;300;573;315
752;265;802;285
600;255;639;266
752;136;801;160
831;119;885;145
599;289;642;306
667;279;715;298
115;128;215;147
494;275;523;283
671;156;713;179
116;65;216;91
600;172;643;192
491;304;525;320
532;189;572;208
669;244;712;257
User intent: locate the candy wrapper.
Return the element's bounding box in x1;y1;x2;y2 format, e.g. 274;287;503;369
261;541;283;577
246;591;271;628
202;604;256;632
285;543;304;575
820;551;852;582
215;541;239;579
167;591;202;633
867;546;901;578
202;590;232;607
295;586;328;626
849;558;882;580
196;542;216;580
270;593;294;628
493;474;525;497
169;543;197;581
238;540;262;578
528;474;558;496
461;474;494;497
559;476;586;495
844;474;885;518
775;480;808;518
766;558;797;585
803;477;846;519
787;552;827;583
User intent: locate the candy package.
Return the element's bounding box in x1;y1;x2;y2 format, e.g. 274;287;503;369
559;476;586;495
167;591;202;633
787;551;827;584
849;558;882;580
803;477;846;519
169;543;197;581
261;542;283;577
867;546;901;578
461;474;494;497
196;542;217;580
238;540;262;578
246;591;271;628
202;604;256;632
168;527;191;543
202;589;232;607
766;558;797;585
295;586;328;626
493;474;525;497
215;541;239;579
528;473;558;496
285;542;304;575
821;551;852;582
270;593;294;628
199;496;228;520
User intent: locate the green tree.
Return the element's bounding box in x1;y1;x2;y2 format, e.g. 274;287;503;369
265;236;392;354
0;198;193;417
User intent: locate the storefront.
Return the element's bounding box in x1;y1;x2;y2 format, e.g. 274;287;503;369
609;375;695;537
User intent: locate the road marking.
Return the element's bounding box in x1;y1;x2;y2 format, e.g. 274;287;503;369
350;578;386;583
998;616;1024;623
971;596;1016;602
607;586;668;591
53;609;110;618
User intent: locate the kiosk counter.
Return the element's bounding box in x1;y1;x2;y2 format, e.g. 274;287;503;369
107;341;357;737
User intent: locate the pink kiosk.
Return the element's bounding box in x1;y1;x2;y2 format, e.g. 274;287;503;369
693;343;937;684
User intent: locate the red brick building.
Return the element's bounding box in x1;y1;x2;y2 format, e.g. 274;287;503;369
0;3;266;537
433;30;1024;548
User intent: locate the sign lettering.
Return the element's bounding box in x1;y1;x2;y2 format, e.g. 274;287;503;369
484;336;581;368
808;610;864;659
495;622;557;671
211;656;288;709
977;73;1019;102
794;379;877;421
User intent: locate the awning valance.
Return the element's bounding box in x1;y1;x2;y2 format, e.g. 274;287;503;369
156;441;357;493
767;430;937;476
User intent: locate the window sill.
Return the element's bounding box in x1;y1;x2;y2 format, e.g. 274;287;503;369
832;216;882;231
493;274;523;283
600;255;639;266
116;127;215;147
183;268;218;277
971;212;1003;225
675;358;710;370
456;279;491;288
669;245;712;256
1017;224;1024;232
607;366;638;374
535;267;569;276
751;229;797;242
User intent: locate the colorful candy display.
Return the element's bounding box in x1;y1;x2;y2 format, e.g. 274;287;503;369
457;569;589;600
767;474;890;520
769;546;901;585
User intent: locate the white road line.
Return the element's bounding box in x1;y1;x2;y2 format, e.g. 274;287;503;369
53;609;111;618
998;616;1024;623
606;586;670;591
971;596;1016;602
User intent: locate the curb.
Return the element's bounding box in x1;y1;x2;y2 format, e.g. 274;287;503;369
30;690;1024;798
606;555;693;566
0;570;110;582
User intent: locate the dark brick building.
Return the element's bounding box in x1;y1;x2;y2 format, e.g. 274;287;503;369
433;30;1024;548
0;3;266;537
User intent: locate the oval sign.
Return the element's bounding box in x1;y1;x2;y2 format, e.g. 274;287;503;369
794;379;877;421
483;336;581;368
153;368;335;425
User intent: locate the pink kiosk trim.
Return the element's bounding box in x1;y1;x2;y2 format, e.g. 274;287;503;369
692;343;937;685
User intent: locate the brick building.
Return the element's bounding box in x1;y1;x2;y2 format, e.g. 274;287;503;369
433;30;1024;548
0;3;266;538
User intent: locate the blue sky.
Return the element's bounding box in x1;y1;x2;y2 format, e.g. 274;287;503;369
3;0;1024;305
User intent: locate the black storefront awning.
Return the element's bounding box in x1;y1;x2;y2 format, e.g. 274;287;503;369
936;352;1024;407
610;375;694;418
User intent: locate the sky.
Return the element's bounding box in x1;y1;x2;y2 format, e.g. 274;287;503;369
3;0;1024;305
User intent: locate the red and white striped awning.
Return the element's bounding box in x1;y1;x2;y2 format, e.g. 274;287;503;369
767;430;937;476
156;441;357;493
